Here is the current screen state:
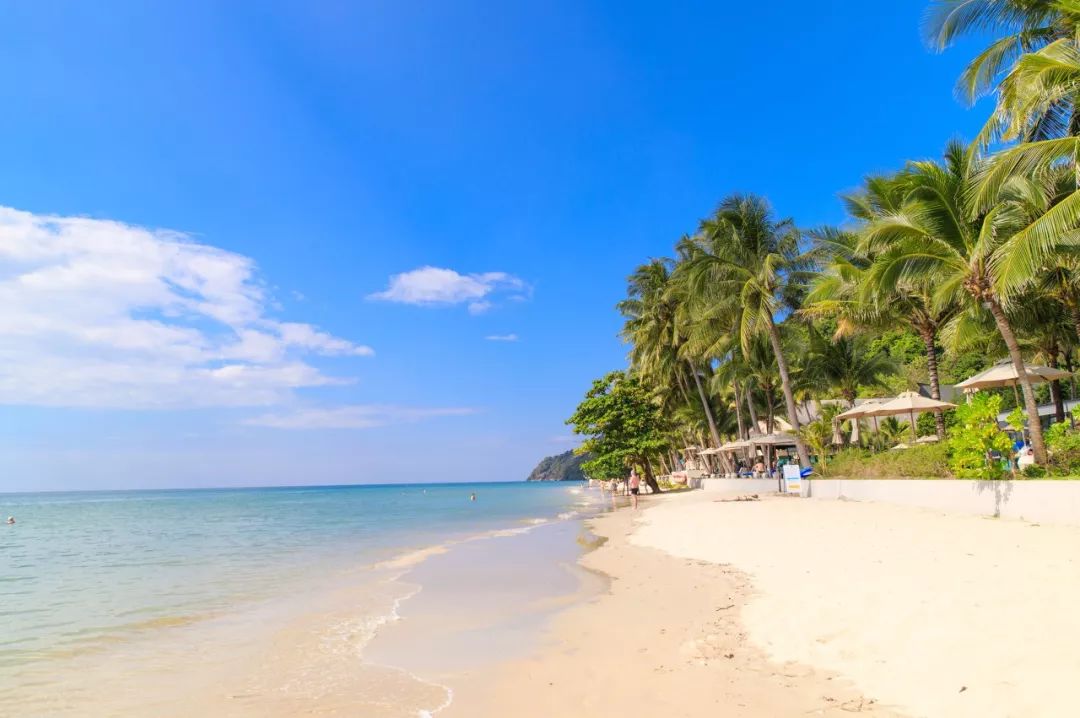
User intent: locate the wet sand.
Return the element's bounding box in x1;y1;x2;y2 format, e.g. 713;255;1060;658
445;494;897;717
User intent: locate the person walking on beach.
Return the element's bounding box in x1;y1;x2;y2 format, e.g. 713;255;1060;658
628;468;641;509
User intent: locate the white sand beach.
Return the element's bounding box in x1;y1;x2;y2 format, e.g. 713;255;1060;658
450;490;1080;717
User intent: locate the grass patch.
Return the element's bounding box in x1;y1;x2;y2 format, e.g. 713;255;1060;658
821;443;951;479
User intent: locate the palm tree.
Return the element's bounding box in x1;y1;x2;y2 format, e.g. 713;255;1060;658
740;333;783;433
926;2;1080;294
618;259;724;449
804;328;897;406
710;352;749;440
1014;291;1077;421
924;2;1071;129
807;191;962;439
859;140;1051;462
877;417;909;448
682;194;816;467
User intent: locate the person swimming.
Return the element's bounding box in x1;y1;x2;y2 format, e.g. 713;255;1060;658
469;492;476;501
5;516;14;524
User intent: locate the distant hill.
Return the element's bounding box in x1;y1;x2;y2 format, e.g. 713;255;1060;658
526;450;591;482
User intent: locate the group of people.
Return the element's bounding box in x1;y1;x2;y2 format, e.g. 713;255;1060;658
734;454;791;479
599;468;643;509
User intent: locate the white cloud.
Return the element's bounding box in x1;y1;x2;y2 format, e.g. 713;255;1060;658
485;333;519;342
369;266;528;311
467;300;493;315
245;405;477;430
0;206;373;408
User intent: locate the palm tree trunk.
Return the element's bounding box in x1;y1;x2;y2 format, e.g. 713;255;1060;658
764;314;811;466
1069;308;1080;354
675;367;693;406
919;327;947;440
1068;306;1080;404
687;360;722;447
1052;379;1066;423
641;458;661;493
1051;351;1066;423
745;389;760;435
987;299;1047;464
732;383;747;440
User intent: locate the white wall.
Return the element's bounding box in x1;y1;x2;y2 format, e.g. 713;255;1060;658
700;478;783;494
804;479;1080;526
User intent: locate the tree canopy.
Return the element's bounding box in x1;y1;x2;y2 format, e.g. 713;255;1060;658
566;1;1080;476
566;371;671;491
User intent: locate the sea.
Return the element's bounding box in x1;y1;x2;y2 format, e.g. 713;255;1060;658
0;481;610;717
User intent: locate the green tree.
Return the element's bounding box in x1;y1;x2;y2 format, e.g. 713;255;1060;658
798;418;834;471
876;417;909;449
804;328;897;406
619;259;724;448
859;140;1051;463
948;393;1015;479
681;194;816;466
809;177;962;439
925;1;1075;146
566;371;671;493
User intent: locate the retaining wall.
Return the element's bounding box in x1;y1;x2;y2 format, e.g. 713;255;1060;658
803;479;1080;526
699;478;783;494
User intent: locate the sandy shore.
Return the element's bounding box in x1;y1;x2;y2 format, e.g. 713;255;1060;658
447;489;1080;717
445;493;897;717
633;492;1080;717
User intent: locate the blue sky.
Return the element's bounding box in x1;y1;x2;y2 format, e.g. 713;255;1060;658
0;2;991;491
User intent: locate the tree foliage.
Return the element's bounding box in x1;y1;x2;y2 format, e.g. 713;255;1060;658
566;371;671;491
575;3;1080;477
948;394;1016;479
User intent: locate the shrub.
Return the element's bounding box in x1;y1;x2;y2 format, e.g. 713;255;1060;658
798;417;835;470
1045;413;1080;474
916;407;957;436
948;394;1014;479
1021;465;1047;479
820;442;951;479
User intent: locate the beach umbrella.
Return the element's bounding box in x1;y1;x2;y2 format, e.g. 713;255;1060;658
835;398;890;421
698;447;721;455
831;418;844;446
748;432;799;446
866;391;957;443
955;359;1070;405
836;398;888;437
718;439;751;452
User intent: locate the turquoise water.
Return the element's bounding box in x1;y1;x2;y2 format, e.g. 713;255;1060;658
0;482;595;686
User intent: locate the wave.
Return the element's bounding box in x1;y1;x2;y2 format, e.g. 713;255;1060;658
417;683;454;718
369;507;597;576
373;545;452;571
